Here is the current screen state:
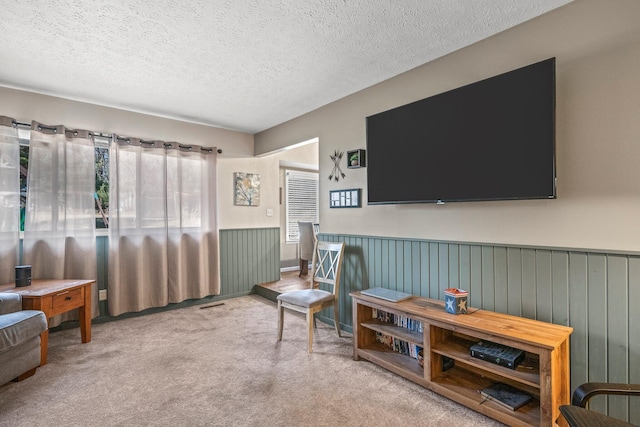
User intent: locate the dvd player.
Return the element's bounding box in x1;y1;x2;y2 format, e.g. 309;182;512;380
470;340;524;370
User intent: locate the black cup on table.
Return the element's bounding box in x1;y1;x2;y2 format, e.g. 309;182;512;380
15;265;31;287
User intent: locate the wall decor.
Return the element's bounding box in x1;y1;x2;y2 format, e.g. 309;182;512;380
330;188;361;208
234;172;260;206
347;149;366;168
329;149;345;181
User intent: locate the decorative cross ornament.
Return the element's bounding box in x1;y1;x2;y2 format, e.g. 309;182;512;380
329;150;345;181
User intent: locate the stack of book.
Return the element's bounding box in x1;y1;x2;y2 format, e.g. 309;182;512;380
372;308;423;333
480;383;532;411
372;308;423;361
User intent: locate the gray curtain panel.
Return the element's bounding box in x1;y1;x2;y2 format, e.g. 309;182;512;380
0;116;20;286
23;121;98;325
108;138;219;316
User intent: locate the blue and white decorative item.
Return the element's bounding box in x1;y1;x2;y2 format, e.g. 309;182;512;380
444;288;468;314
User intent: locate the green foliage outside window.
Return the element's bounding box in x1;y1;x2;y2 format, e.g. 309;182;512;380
18;140;110;231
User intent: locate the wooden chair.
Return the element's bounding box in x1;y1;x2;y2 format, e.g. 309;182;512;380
277;241;345;353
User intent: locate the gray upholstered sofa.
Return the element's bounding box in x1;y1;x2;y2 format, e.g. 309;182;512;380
0;293;48;385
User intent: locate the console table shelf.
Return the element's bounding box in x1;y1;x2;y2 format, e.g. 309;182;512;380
431;335;541;388
351;291;572;427
358;344;426;383
431;366;541;426
360;319;423;346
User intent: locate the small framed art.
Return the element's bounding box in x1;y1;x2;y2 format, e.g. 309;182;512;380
347;149;366;168
330;188;361;208
234;172;260;206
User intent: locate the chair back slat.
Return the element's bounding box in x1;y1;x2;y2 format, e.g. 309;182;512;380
309;241;345;297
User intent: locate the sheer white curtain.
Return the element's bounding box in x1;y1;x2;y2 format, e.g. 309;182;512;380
108;138;219;316
23;121;98;322
0;116;20;285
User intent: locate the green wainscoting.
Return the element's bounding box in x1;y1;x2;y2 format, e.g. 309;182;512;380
219;227;281;296
318;233;640;425
96;235;108;316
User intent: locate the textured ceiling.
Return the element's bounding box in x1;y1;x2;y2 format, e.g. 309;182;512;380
0;0;572;134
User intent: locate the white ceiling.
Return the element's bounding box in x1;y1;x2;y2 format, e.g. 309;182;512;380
0;0;572;134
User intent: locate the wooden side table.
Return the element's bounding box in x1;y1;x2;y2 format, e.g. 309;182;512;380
0;279;95;366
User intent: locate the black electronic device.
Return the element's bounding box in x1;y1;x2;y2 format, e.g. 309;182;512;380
366;57;556;205
15;265;32;287
442;356;454;371
470;340;524;370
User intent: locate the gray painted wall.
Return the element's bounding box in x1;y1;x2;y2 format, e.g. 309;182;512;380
254;1;640;254
319;233;640;425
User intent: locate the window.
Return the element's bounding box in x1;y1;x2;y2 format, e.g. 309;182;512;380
17;129;110;231
94;136;110;228
18;129;29;232
285;169;319;243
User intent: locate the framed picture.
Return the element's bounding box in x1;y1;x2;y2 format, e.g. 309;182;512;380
347;149;366;169
234;172;260;206
330;188;361;208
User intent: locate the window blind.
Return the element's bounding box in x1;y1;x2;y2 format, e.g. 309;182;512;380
285;170;319;242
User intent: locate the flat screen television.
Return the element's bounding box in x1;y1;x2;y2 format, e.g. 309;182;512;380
366;57;556;205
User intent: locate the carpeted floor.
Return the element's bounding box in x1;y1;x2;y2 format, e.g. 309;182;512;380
0;295;503;427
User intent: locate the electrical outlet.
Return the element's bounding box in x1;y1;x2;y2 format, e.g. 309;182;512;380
99;289;107;301
266;208;273;217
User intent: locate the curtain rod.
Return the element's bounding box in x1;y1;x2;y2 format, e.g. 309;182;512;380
12;120;222;154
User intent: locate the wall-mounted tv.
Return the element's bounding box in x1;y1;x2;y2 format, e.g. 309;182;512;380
366;57;556;205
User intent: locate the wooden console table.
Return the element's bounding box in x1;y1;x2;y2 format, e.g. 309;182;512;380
351;291;573;426
0;279;94;366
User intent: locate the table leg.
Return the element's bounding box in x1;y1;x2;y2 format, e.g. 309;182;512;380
40;330;48;366
79;284;92;343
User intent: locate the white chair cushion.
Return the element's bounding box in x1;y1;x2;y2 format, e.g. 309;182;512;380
277;289;334;308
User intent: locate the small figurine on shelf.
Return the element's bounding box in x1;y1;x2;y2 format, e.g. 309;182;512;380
444;288;468;314
349;152;359;167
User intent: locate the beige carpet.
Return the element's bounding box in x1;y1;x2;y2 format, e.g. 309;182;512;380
0;295;503;427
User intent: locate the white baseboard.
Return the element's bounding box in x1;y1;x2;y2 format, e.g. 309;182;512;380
280;266;300;273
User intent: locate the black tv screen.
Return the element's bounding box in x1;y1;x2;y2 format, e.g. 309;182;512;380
366;57;556;204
